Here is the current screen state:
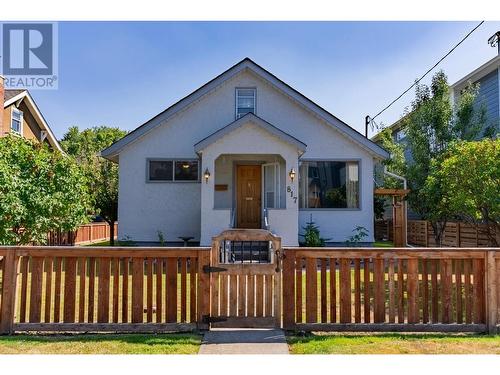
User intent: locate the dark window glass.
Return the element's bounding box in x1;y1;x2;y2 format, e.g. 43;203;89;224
174;160;199;181
299;161;359;209
11;109;22;133
236;88;255;118
149;160;173;181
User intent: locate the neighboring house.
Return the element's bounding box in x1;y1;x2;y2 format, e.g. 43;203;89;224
372;47;500;147
371;39;500;222
102;58;388;246
0;75;62;151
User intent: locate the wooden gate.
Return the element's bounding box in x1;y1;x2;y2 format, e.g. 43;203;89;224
208;229;282;328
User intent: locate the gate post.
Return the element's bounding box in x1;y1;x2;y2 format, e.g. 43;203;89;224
486;250;498;334
282;249;296;330
197;248;211;330
0;250;19;335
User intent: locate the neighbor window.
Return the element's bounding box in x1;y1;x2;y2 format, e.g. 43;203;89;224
236;88;256;119
299;161;359;209
148;160;199;182
11;108;23;134
394;128;406;142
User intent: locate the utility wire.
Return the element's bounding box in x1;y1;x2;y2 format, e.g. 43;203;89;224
370;21;484;123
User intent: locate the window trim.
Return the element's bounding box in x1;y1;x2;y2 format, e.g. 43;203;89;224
10;107;23;135
146;158;200;183
298;158;362;211
235;87;256;119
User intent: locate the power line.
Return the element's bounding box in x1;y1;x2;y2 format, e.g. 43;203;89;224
368;20;484;126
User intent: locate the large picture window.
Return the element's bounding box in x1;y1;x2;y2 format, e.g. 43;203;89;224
299;161;359;209
148;159;199;182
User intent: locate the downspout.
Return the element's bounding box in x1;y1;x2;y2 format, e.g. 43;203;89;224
383;166;408;247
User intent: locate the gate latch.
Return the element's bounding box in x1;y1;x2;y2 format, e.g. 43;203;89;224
202;265;228;274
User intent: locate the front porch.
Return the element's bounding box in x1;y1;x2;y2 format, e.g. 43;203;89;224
200;153;299;246
195;114;306;246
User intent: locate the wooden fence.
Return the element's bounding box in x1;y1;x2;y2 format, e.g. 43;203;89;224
282;248;499;333
0;246;210;334
1;245;499;334
47;222;118;246
376;219;498;247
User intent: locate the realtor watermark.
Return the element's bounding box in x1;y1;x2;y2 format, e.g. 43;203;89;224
0;22;58;89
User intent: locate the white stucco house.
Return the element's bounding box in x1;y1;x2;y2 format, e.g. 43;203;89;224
102;58;389;246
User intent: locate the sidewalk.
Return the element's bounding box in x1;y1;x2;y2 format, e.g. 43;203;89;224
198;328;289;354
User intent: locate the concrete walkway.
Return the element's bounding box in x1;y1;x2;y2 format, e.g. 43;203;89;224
198;328;289;354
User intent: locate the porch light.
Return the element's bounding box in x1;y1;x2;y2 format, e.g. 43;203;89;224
204;168;211;183
289;168;296;182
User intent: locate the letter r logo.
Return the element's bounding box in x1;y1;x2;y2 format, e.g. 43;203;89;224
2;23;53;75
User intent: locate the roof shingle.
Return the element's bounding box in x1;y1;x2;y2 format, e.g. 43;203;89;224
4;89;27;103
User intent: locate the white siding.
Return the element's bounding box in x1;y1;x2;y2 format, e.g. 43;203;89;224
117;69;378;243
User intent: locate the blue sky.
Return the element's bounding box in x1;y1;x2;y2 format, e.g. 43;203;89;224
29;21;500;139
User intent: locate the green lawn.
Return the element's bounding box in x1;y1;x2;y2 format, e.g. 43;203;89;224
0;333;202;354
287;333;500;354
373;241;393;247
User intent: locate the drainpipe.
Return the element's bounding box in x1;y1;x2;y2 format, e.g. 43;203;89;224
383;166;408;247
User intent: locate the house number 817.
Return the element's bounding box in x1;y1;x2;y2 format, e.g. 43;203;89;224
287;186;297;203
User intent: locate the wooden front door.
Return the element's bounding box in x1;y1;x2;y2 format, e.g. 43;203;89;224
236;165;262;229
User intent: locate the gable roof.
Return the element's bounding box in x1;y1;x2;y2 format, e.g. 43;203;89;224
450;54;500;90
101;58;389;160
4;89;26;102
4;89;62;152
194;112;307;153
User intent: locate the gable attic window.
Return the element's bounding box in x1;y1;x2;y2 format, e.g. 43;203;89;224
148;159;199;182
11;108;23;134
236;88;256;119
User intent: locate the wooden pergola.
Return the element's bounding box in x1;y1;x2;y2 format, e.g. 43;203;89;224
374;188;410;247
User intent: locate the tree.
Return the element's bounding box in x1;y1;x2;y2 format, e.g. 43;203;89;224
401;71;486;245
61;126;127;245
376;126;406;188
425;139;499;246
0;135;91;245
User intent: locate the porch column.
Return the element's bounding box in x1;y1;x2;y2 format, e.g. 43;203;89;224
200;150;216;246
269;149;299;246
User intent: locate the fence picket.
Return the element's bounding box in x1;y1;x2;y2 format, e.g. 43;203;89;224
44;258;53;323
296;258;303;323
305;258;317;323
166;258;177;323
63;258;77;323
156;258;163;323
363;258;370;323
321;258;328;323
339;258;351;323
329;258;336;324
78;258;86;322
29;257;44;323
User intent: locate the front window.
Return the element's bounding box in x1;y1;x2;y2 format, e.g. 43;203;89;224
11;108;23;134
148;159;199;182
174;160;199;181
299;161;359;209
236;88;256;119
